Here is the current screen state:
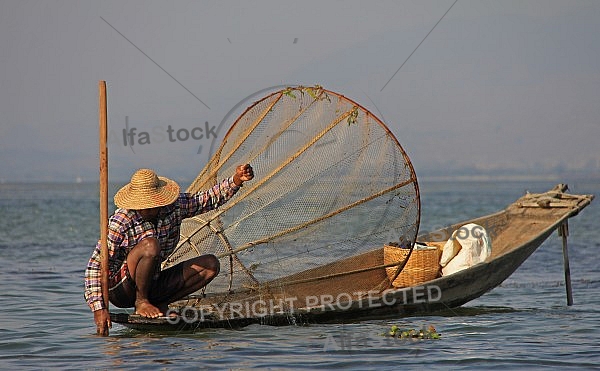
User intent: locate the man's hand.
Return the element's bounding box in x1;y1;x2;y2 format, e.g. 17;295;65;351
94;309;112;336
233;164;254;186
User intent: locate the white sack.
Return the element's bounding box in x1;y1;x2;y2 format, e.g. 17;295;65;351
440;223;491;276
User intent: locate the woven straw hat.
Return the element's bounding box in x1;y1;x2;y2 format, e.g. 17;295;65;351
114;169;180;209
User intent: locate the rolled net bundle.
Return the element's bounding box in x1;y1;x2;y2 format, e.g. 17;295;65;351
163;86;420;318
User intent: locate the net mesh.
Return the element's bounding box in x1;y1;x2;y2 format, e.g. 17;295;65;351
163;86;420;318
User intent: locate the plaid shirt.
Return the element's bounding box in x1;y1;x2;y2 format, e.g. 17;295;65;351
84;177;240;311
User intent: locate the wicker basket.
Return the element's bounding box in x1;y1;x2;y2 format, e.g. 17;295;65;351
384;244;442;288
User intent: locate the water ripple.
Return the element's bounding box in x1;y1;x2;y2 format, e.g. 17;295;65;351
1;181;599;369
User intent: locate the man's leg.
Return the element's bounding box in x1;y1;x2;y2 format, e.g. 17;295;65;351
155;254;220;308
126;237;163;317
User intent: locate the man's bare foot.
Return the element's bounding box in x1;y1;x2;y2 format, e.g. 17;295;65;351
134;300;163;318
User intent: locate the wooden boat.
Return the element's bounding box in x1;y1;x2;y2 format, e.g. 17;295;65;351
111;184;593;331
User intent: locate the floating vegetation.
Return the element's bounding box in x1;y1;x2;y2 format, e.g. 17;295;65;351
382;324;441;340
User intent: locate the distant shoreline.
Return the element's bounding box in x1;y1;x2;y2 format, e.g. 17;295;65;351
419;174;600;182
2;172;599;185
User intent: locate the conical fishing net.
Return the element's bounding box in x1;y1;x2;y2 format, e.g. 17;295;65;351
163;86;420;320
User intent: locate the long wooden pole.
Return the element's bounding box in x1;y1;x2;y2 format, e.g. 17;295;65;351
559;221;573;306
99;81;110;311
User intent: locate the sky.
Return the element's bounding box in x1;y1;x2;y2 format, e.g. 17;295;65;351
1;0;599;183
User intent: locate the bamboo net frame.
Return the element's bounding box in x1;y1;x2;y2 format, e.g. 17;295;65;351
163;86;420;317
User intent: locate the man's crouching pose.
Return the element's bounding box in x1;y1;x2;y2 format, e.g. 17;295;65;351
84;164;254;336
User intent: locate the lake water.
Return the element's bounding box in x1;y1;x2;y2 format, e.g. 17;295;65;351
1;179;598;369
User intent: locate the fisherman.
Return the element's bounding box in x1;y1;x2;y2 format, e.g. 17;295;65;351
84;164;254;336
